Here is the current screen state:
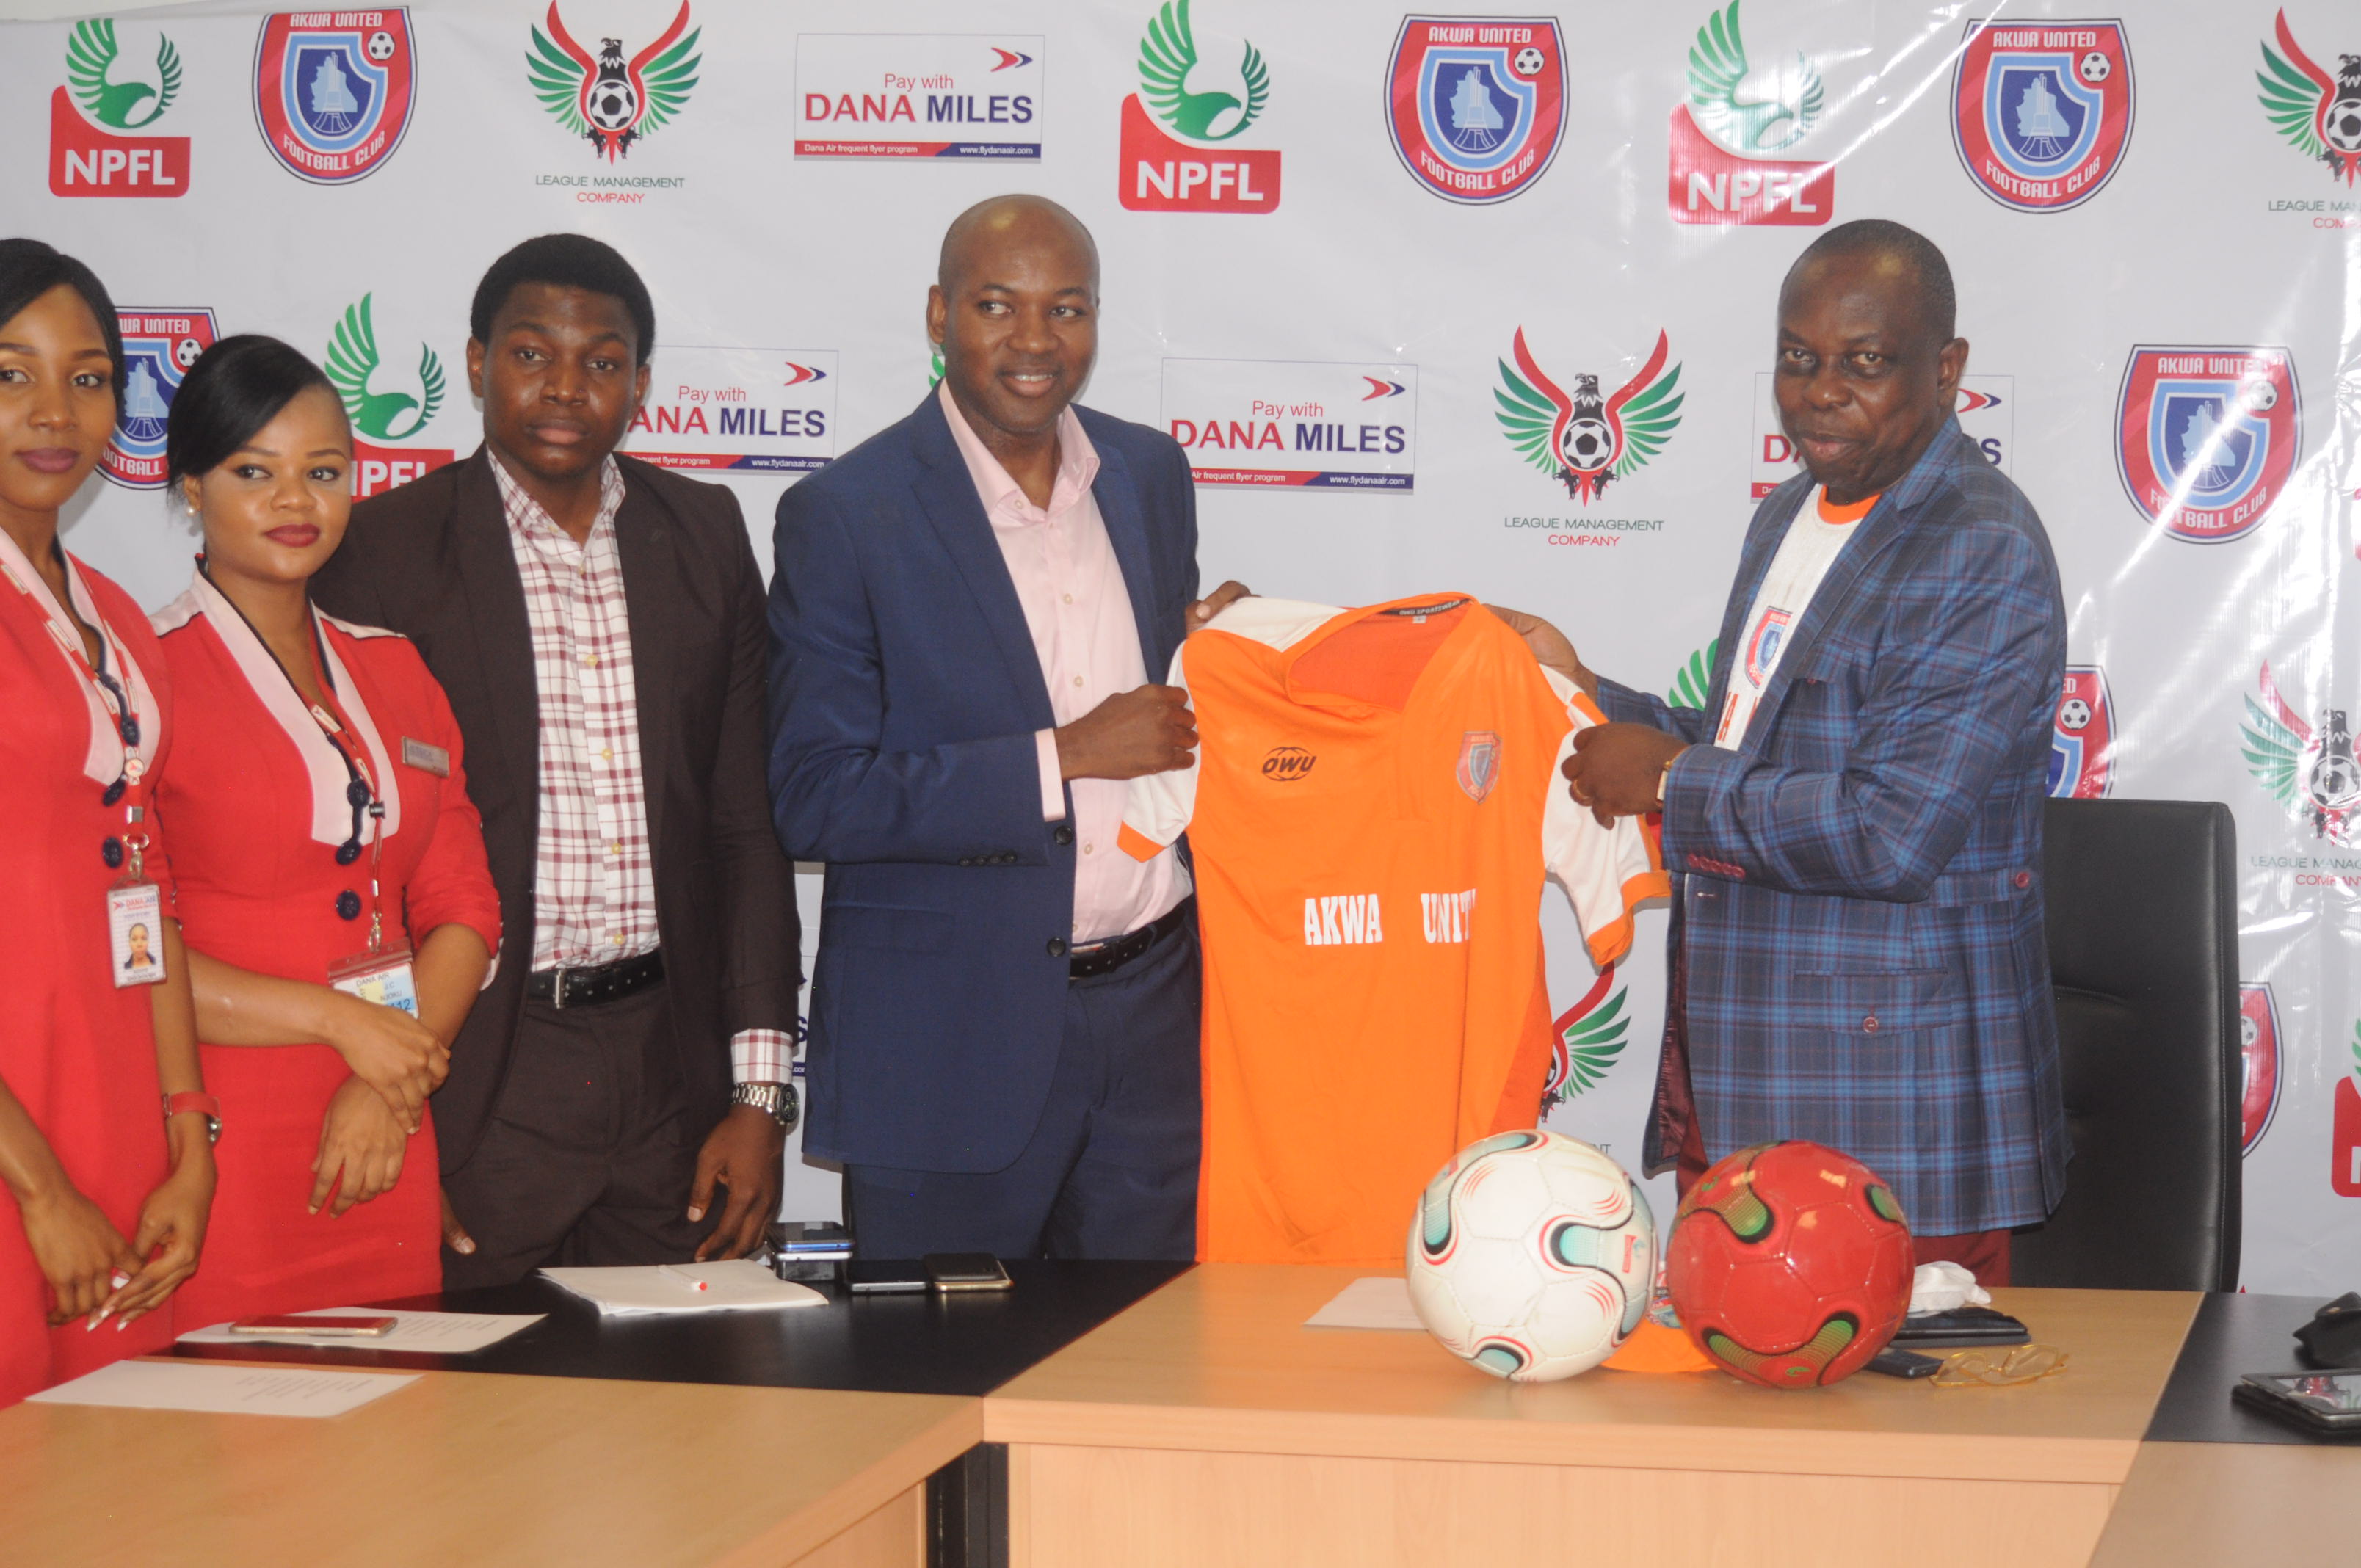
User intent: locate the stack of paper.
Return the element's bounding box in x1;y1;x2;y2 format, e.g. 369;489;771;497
1305;1277;1427;1331
29;1361;416;1418
178;1310;545;1354
539;1259;828;1315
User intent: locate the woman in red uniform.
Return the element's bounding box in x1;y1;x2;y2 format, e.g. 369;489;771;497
153;335;498;1327
0;240;216;1406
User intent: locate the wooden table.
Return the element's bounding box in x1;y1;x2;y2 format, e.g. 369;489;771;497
2088;1439;2361;1565
982;1263;2201;1568
0;1367;979;1568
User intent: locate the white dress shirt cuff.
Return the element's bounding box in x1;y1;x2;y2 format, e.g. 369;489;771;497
730;1028;794;1085
1034;727;1067;822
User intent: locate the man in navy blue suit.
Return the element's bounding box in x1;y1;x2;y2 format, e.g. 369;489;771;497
767;196;1243;1260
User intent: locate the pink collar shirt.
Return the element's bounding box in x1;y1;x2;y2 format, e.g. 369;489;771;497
938;382;1189;946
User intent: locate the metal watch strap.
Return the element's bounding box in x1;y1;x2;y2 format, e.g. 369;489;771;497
730;1081;798;1130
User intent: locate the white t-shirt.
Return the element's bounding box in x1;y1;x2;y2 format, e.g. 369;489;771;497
1714;487;1877;747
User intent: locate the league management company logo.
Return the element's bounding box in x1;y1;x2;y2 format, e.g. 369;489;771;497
1951;18;2133;212
1160;360;1418;490
50;19;189;197
529;2;700;163
254;10;416;184
324;294;452;499
2048;666;2116;798
795;35;1042;159
2257;10;2361;189
1119;0;1280;213
2241;662;2361;846
2115;346;2299;543
1544;965;1629;1114
620;348;840;476
1495;329;1683;504
1384;17;1564;205
1751;377;2011;498
1669;1;1833;226
102;309;217;489
2237;984;2281;1157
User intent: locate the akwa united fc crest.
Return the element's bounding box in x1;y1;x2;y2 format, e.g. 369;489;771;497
528;1;702;162
103;308;217;489
1544;965;1628;1114
1385;17;1564;205
1951;18;2133;212
2048;666;2116;798
253;10;416;184
2238;984;2281;1156
2115;346;2300;544
2241;662;2361;845
1457;731;1501;802
2257;9;2361;186
1495;329;1683;503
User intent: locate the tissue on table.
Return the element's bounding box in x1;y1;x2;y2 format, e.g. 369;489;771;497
1907;1260;1992;1316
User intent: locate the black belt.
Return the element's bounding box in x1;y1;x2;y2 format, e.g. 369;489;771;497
1070;900;1190;981
525;948;664;1009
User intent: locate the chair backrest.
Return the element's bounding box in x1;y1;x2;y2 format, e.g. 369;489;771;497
2012;798;2241;1291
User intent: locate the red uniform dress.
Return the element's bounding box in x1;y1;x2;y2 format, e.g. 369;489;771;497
0;535;177;1407
153;570;499;1329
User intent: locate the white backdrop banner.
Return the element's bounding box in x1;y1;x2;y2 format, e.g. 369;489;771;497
8;0;2357;1289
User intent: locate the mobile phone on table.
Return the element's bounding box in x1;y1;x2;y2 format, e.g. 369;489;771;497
845;1260;929;1294
2233;1371;2361;1437
924;1252;1013;1293
228;1313;398;1337
1890;1306;2030;1347
1865;1346;1944;1379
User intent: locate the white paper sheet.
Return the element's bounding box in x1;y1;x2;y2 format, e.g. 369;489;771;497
538;1259;828;1315
177;1310;545;1354
28;1360;416;1418
1304;1276;1426;1331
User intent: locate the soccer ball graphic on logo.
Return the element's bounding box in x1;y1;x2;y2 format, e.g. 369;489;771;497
2077;51;2111;84
173;337;203;370
366;29;396;62
1666;1141;1914;1390
2059;697;2092;731
589;78;640;134
1406;1130;1655;1382
1513;45;1546;77
1559;416;1615;473
2328;96;2361;157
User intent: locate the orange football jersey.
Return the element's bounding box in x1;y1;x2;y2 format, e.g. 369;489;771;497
1121;595;1667;1265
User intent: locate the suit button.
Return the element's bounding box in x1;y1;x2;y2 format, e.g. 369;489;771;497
2014;871;2031;889
1053;826;1074;846
1047;937;1068;958
1863;1014;1879;1033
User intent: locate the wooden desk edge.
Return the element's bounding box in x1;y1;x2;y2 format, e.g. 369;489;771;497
980;1397;2144;1484
717;1396;984;1568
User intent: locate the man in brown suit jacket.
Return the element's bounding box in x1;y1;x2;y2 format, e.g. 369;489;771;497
313;235;800;1286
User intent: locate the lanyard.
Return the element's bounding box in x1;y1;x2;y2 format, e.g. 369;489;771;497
40;598;150;879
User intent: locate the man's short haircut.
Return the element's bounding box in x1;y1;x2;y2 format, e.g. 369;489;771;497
0;238;127;415
469;233;656;364
937;195;1098;295
1789;219;1957;345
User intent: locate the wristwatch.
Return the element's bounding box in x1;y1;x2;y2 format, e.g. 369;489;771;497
730;1081;799;1131
163;1091;222;1146
1655;749;1686;810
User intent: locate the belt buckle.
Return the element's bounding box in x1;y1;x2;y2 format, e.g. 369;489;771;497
551;968;572;1010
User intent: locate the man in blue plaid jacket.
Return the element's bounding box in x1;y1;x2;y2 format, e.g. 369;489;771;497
1515;220;2067;1284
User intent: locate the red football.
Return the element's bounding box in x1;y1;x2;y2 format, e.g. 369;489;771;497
1665;1141;1915;1390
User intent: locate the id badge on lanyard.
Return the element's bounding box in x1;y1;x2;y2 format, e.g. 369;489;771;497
327;945;420;1015
307;692;418;1015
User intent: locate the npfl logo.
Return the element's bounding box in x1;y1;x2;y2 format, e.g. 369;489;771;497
49;20;190;197
1119;0;1280;212
1668;1;1833;225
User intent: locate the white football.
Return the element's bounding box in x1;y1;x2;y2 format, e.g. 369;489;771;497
1513;46;1545;78
1407;1130;1655;1382
2077;51;2111;84
2059;697;2092;731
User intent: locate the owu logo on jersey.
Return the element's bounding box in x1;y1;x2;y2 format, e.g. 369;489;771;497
1543;964;1629;1114
102;309;217;490
1668;0;1834;225
1495;329;1683;503
1951;19;2133;212
253;10;416;184
2048;666;2116;798
529;2;702;162
2238;984;2281;1157
2115;346;2300;545
2257;10;2361;186
2241;662;2361;846
1385;17;1565;205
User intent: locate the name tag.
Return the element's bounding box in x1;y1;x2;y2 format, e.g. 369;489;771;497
401;737;450;777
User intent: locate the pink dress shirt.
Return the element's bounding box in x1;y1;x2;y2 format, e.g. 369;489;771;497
938;382;1189;946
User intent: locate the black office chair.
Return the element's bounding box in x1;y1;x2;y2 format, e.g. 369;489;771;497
2011;798;2241;1291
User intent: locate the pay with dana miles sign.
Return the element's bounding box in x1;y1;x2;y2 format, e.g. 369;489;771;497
1161;360;1418;490
620;346;838;475
795;34;1042;159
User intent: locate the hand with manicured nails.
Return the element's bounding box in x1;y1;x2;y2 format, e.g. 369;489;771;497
322;992;446;1132
688;1104;785;1262
105;1138;214;1330
21;1183;141;1328
310;1075;407;1217
1056;685;1197;781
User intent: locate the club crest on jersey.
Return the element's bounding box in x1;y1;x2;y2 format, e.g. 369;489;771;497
528;1;702;162
1495;328;1683;504
103;309;217;489
1457;731;1502;802
1544;965;1628;1112
1385;17;1564;205
2257;10;2361;186
1743;610;1790;689
2241;661;2361;845
2115;346;2300;544
2048;665;2116;797
1951;18;2133;212
253;10;416;185
2238;983;2281;1155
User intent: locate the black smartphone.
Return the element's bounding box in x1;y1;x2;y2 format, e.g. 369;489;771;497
1891;1306;2031;1347
923;1252;1014;1293
845;1259;929;1293
2233;1372;2361;1438
1865;1346;1944;1379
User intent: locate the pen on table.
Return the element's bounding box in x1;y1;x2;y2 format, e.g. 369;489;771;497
656;1264;708;1293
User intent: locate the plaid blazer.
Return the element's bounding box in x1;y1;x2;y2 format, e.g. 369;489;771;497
1597;419;2070;1234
